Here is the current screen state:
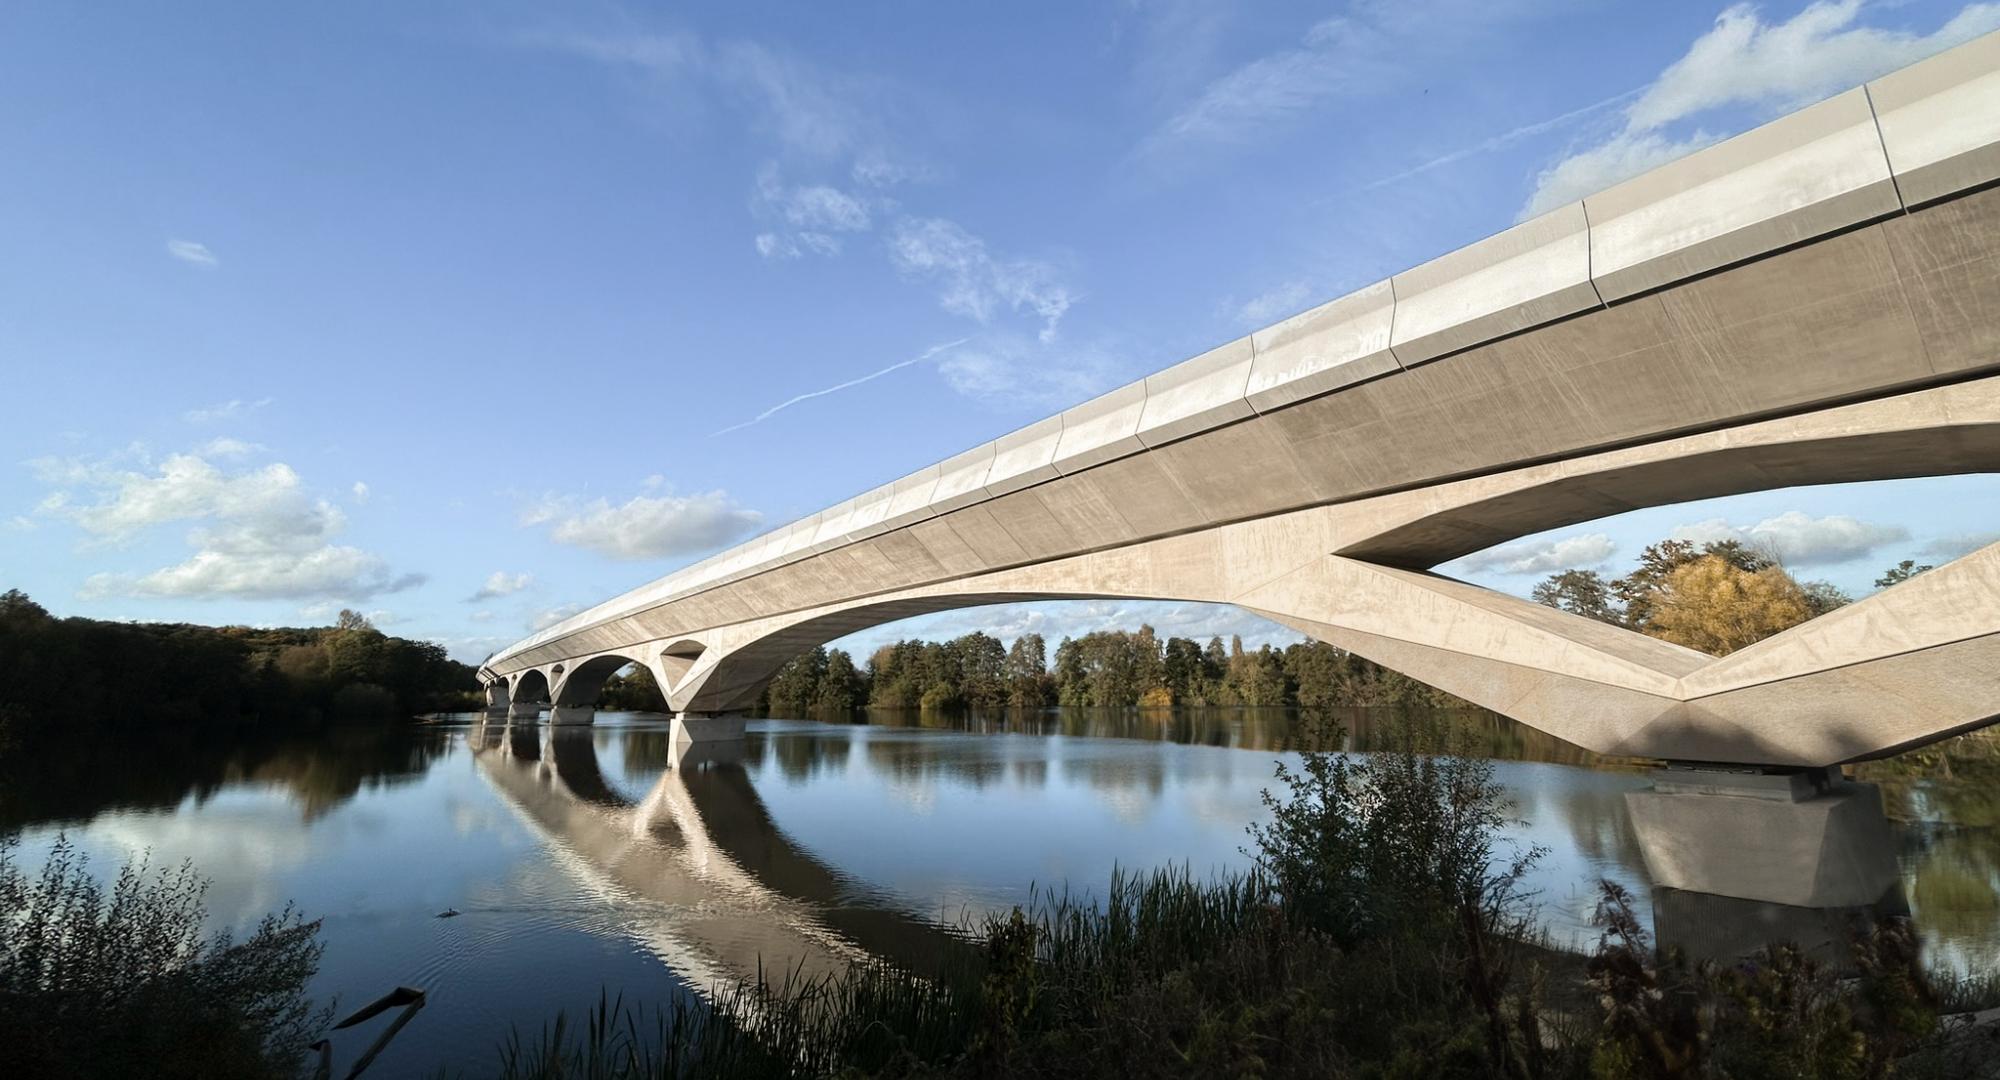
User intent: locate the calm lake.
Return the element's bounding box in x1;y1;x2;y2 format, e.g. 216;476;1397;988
7;708;1997;1078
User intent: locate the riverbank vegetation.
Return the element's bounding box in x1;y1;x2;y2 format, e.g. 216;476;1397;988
759;632;1465;718
484;719;1998;1079
0;590;477;753
1526;539;1934;654
0;836;326;1080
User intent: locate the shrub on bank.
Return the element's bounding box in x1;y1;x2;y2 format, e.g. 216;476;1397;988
0;836;327;1080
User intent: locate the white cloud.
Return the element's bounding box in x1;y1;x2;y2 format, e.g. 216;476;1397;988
196;436;260;458
713;338;969;435
1522;1;2000;217
470;571;532;602
1233;280;1312;327
524;488;763;560
889;217;1076;343
1458;532;1616;576
1671;511;1908;566
538;29;884;163
351;481;370;504
166;239;217;267
38;446;422;601
1142;0;1559;158
469;609;496;623
934;335;1124;410
184;397;272;424
82;546;422;603
752;165;874;258
1918;531;2000;561
532;603;586;631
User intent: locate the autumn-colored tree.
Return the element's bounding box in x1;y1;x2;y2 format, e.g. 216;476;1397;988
1644;555;1814;655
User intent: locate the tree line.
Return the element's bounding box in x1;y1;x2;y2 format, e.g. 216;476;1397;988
755;629;1468;716
1529;538;1931;655
0;590;479;752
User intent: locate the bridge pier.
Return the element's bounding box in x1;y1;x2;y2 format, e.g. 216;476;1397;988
1626;765;1902;964
549;705;595;726
673;712;745;745
507;701;543;720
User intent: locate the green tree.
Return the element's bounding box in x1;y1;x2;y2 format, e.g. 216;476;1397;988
1876;559;1934;589
1161;636;1205;704
1800;579;1852;617
1530;568;1621;624
1003;633;1052;708
816;648;865;713
953;632;1009;710
765;646;827;716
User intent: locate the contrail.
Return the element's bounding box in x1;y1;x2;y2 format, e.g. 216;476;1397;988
1356;87;1642;192
711;338;970;436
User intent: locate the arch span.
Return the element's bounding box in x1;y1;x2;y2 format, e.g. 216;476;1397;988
509;668;551;720
544;652;654;725
649;377;2000;767
486;54;2000;767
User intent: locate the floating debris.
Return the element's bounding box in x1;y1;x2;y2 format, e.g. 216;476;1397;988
435;908;460;919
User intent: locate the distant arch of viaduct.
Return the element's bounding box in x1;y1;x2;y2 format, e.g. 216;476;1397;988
484;34;2000;769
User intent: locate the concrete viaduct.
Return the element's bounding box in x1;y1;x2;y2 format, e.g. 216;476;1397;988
482;33;2000;771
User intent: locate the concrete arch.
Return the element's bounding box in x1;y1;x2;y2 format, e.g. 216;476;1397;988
649;376;2000;766
544;652;655;725
508;668;551;720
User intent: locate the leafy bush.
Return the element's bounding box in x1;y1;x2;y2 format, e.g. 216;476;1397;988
0;835;327;1080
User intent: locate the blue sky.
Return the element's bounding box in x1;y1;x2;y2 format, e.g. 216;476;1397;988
5;0;1998;664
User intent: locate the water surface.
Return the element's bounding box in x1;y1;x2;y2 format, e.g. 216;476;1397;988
7;708;1995;1077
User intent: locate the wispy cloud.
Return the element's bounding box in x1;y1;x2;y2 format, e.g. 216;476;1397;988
751;164;875;259
933;335;1125;411
166;239;218;267
889;217;1076;343
1358;87;1639;191
1232;280;1312;327
469;571;532;602
1671;511;1908;567
1521;1;2000;217
1139;0;1561;161
523;485;763;560
184;397;272;424
1917;530;2000;561
1458;533;1616;576
713;339;968;435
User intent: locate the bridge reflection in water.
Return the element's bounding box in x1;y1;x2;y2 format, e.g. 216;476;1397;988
471;717;962;999
473;711;1919;978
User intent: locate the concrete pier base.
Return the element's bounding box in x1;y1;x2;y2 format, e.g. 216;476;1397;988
549;705;596;726
1627;766;1903;965
507;701;544;720
1626;767;1899;909
672;712;745;745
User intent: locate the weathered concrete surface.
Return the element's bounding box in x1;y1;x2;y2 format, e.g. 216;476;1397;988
482;35;2000;762
1626;777;1900;908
